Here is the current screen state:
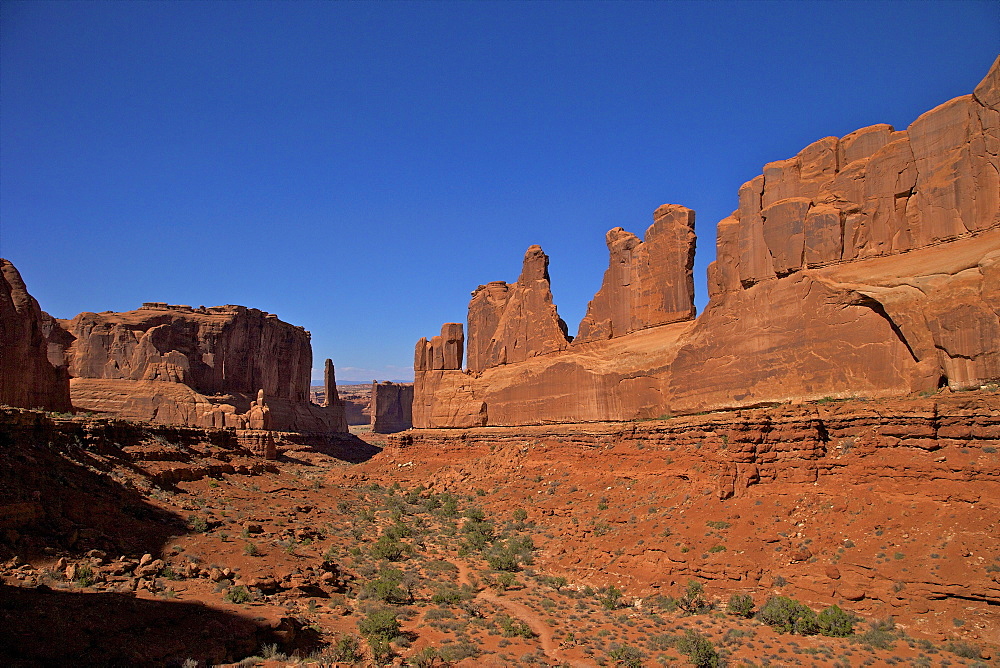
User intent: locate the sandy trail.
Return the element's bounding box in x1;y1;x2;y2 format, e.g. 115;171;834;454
452;558;590;668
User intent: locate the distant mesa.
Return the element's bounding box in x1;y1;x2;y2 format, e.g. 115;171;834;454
413;55;1000;428
0;271;348;435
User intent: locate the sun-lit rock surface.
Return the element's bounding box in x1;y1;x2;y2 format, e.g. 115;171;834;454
414;57;1000;427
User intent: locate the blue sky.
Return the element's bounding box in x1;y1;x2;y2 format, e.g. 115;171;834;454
2;1;997;382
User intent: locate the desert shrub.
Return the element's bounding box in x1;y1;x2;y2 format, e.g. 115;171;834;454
431;583;472;604
75;564;95;587
599;584;624;610
676;630;721;667
607;643;645;667
225;585;251;604
854;616;896;649
817;604;856;637
728;592;755;618
758;596;818;635
189;516;209;533
944;641;981;659
328;635;360;662
362;568;411;604
678;580;710;614
370;535;406;561
438;642;479;662
512;508;528;522
497;614;534;638
243;542;260;557
359;608;401;641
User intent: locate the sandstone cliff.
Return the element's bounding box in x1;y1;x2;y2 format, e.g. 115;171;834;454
576;204;697;343
466;246;571;373
370;381;414;434
58;303;346;433
413;57;1000;427
0;259;72;412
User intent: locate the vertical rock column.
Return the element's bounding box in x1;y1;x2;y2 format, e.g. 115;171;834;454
575;204;697;343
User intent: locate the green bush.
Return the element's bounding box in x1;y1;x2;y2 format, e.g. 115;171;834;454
497;614;534;638
362;568;411;604
359;608;401;641
945;640;981;659
512;508;528;522
607;643;645;667
371;535;406;561
678;580;710;614
431;583;472;604
600;584;624;610
758;596;818;635
329;635;360;662
225;585;251;604
854;617;896;649
675;630;721;667
817;604;856;637
727;592;755;618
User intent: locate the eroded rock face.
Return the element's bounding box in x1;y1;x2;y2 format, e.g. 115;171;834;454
414;323;464;372
466;246;570;372
0;259;72;412
576;204;697;343
710;55;1000;298
370;381;413;434
413;58;1000;428
61;303;346;433
62;304;312;401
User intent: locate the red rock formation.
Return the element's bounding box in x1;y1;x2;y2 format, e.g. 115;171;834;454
322;359;340;408
576;204;697;343
60;303;347;433
414;323;464;372
0;259;72;412
370;381;413;434
466;246;570;373
413;57;1000;428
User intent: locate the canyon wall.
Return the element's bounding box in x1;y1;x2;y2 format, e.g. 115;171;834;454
370;381;414;434
413;57;1000;428
58;303;347;433
0;260;72;412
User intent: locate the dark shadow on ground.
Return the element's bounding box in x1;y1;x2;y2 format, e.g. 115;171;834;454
0;420;187;559
0;410;281;665
290;433;383;464
0;583;274;667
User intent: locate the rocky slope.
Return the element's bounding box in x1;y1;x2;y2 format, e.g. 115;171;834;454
372;389;1000;649
3;396;996;666
413;56;1000;428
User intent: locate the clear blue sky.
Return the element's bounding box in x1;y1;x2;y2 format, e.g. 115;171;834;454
2;1;997;382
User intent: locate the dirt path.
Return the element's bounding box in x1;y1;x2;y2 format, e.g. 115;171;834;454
451;558;590;668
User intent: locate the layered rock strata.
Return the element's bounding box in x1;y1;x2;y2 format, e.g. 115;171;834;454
380;391;1000;633
370;381;414;434
57;303;346;433
413;58;1000;428
0;260;72;412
